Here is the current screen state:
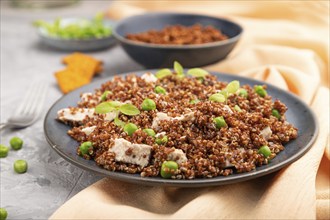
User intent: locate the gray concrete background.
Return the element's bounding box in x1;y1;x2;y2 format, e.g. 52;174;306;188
1;1;143;219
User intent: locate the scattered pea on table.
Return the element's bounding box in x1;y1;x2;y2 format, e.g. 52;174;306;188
9;136;23;150
0;208;8;220
0;144;9;158
14;160;28;174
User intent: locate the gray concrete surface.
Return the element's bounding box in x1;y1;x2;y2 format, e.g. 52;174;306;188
0;1;143;219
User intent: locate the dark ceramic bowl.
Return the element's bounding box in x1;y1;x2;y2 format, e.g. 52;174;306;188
113;13;243;68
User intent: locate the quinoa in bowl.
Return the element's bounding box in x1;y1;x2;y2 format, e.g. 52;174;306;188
56;64;298;180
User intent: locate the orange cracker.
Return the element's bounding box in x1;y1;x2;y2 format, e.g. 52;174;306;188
67;63;96;81
62;52;103;75
54;68;91;94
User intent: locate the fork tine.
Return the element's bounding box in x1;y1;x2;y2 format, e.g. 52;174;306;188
25;83;47;116
20;83;42;115
26;83;48;117
35;84;48;116
16;82;39;115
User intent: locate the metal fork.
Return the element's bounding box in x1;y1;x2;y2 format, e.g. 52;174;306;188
0;82;48;130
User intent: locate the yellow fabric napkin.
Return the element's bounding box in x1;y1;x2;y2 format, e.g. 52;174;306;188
50;1;329;219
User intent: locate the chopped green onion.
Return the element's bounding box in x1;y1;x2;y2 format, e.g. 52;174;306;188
33;14;112;40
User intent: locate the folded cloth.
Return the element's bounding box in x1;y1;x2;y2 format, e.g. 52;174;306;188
50;1;329;219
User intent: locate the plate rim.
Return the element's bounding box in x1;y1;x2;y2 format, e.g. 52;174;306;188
44;71;319;187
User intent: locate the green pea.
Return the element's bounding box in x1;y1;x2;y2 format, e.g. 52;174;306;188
141;98;156;111
0;145;9;158
255;85;267;97
10;137;23;150
272;109;281;120
238;89;248;98
100;90;112;101
124;123;138;136
155;86;166;94
0;208;7;220
234;105;242;112
155;135;168;145
79;141;93;156
189;99;200;104
160;161;178;179
14;160;28;174
143;129;156;137
258;145;271;157
213;116;227;129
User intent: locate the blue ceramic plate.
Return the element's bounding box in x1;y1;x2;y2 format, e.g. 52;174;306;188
37;18;117;51
44;71;318;187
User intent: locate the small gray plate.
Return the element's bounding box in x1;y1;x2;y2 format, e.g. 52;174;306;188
37;18;117;51
44;71;318;187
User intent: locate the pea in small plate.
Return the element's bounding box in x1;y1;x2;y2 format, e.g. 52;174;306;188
36;17;117;51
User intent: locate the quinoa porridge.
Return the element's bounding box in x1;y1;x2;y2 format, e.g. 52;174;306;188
126;24;228;45
56;65;298;180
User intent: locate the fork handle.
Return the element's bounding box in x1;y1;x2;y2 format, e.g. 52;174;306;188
0;123;9;131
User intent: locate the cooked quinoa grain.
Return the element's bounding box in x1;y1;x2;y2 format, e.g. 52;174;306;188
57;71;298;179
126;24;228;45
